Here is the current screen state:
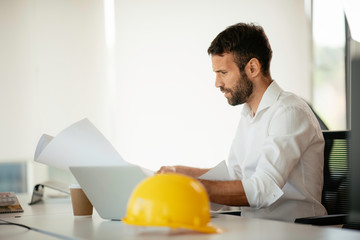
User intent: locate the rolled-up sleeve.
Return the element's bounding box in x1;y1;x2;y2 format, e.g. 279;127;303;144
242;169;284;208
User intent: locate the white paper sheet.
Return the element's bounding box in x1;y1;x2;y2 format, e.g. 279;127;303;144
139;167;155;177
34;118;129;170
34;134;54;160
199;160;231;181
199;160;232;211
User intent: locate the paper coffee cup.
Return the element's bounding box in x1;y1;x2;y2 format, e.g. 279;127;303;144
69;184;93;216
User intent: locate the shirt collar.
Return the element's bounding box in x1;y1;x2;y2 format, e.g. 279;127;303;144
241;80;282;118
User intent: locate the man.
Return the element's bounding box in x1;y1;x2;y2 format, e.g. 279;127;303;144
158;23;327;222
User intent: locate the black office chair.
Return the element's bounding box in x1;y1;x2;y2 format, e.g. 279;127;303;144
321;131;350;216
295;130;360;229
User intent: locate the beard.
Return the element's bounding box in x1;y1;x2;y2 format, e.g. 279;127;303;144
221;72;253;106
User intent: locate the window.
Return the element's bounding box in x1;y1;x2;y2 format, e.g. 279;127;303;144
0;162;27;193
312;0;347;130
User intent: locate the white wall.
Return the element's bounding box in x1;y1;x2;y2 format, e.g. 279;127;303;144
0;1;110;161
0;0;310;177
0;1;37;161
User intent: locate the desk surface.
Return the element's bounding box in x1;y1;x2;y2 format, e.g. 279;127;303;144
1;195;360;240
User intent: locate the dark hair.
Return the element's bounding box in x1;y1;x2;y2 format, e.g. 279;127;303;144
207;23;272;76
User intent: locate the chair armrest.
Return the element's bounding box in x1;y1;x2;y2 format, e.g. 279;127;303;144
295;214;347;226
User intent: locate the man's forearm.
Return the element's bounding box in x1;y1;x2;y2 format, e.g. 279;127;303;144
199;179;250;206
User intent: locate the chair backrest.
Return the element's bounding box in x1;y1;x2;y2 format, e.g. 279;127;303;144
322;130;350;215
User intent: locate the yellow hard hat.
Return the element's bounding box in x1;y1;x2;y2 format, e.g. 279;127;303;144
123;173;222;234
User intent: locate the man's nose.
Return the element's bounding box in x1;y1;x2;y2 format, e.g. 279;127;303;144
215;75;223;88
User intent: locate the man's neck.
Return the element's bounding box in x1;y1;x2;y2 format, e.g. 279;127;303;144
247;78;273;115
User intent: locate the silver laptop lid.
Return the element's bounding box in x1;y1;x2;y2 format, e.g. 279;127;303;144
69;165;146;220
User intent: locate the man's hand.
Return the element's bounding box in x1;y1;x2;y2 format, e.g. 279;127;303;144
157;166;177;174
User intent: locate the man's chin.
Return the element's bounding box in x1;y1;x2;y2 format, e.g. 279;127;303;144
227;97;245;106
227;98;237;106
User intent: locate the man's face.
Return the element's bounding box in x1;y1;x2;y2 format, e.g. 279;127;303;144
211;53;253;106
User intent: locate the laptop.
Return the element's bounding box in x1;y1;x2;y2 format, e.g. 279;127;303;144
69;165;147;220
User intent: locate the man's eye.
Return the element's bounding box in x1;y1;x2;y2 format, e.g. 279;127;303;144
221;71;227;75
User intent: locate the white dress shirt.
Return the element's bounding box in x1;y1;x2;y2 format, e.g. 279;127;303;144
226;81;327;222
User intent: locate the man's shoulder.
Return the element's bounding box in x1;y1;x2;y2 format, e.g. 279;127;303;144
269;91;322;133
274;91;310;112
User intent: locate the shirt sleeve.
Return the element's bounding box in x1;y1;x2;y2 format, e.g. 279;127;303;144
242;104;317;208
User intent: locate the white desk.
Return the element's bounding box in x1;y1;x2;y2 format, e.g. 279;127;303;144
1;195;360;240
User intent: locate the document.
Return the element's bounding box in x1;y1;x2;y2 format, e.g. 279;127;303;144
34;118;129;170
199;160;231;181
199;160;231;211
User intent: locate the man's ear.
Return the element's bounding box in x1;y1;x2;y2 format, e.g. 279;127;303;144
246;58;261;78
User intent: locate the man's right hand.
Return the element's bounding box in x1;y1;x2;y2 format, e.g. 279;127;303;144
156;166;177;174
